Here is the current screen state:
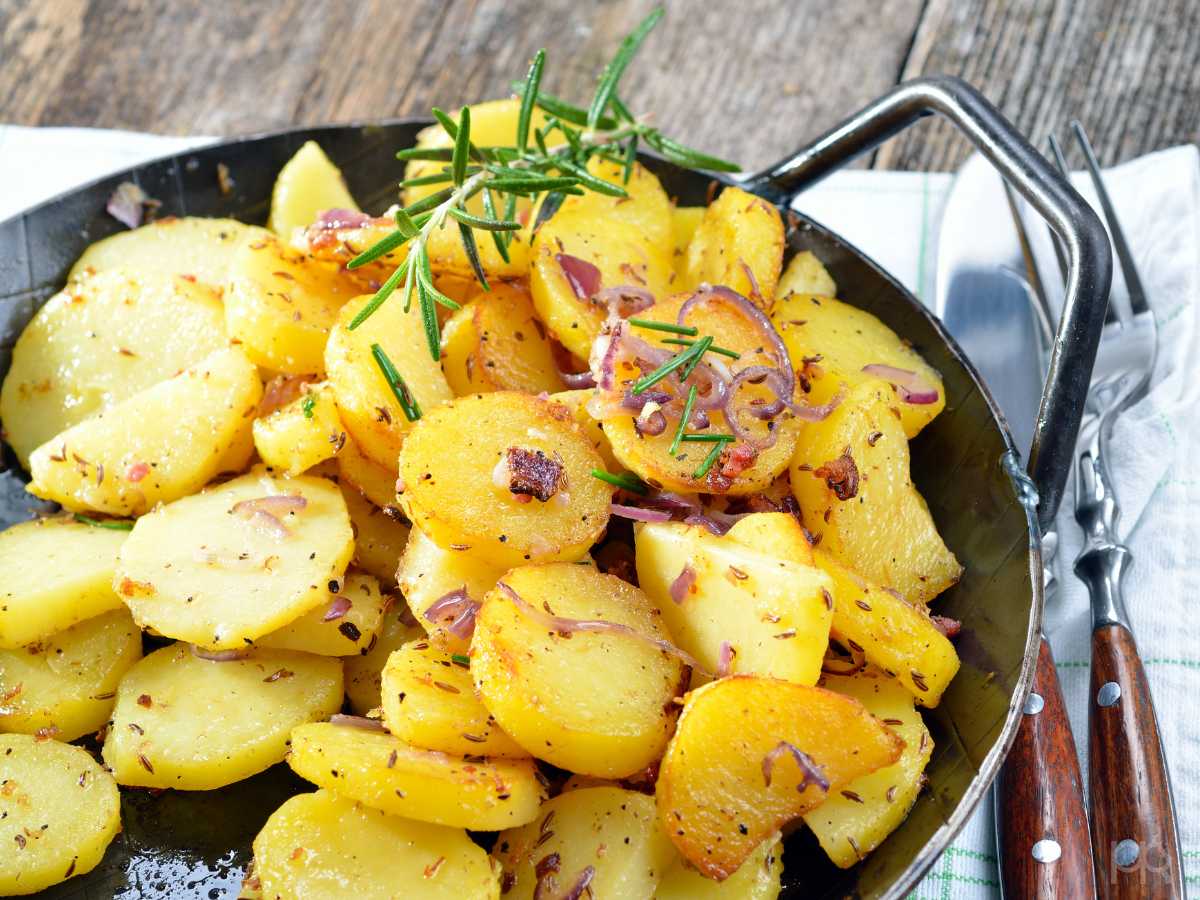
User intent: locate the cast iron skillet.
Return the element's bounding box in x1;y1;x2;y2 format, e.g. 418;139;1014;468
0;77;1110;899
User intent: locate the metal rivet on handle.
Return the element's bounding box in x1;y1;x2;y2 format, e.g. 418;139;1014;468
1114;839;1140;868
1023;692;1045;715
1097;681;1121;707
1031;839;1062;863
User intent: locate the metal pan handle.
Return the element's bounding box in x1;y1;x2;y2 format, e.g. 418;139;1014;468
742;75;1112;529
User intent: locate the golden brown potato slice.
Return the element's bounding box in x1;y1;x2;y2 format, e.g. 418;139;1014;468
103;643;343;790
253;789;501;900
258;573;388;656
656;676;904;879
546;389;619;470
325;292;455;471
381;639;527;757
803;668;933;867
344;608;425;716
269;141;359;237
254;381;346;476
670;206;706;276
0;517;126;649
681;187;784;307
340;485;409;587
654;835;783;899
790;382;962;604
440;283;566;396
554;158;674;252
0;734;121;896
27;347;262;516
773;292;945;438
0;268;228;467
116;470;354;649
225;232;365;374
494;787;675;899
471;563;686;777
336;435;400;510
777;250;836;298
288;721;545;830
0;608;141;741
397;392;609;568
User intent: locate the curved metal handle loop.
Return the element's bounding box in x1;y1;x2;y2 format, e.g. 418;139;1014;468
742;75;1112;529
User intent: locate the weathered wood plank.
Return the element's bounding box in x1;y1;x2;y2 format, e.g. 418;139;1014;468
880;0;1200;170
0;0;922;171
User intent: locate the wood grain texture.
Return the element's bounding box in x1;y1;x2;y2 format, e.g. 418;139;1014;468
881;0;1200;170
1089;622;1184;899
995;635;1096;899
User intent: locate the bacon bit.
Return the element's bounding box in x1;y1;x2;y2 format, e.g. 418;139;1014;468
263;668;294;683
841;789;865;803
423;856;446;878
137;694;153;708
290;846;305;862
867;430;883;447
813;447;859;501
931;615;962;639
126;461;150;482
138;754;155;773
505;447;565;502
706;442;758;492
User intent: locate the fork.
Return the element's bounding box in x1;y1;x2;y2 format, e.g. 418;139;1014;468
1046;123;1185;899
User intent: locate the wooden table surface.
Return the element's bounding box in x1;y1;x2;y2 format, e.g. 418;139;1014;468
2;0;1197;172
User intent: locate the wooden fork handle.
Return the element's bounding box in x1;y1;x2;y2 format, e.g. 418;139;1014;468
1088;621;1184;898
996;635;1096;898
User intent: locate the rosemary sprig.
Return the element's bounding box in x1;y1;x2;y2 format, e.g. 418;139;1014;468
370;343;422;421
591;469;649;495
342;8;738;361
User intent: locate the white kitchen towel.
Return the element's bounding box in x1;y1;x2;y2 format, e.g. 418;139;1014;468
1;123;1195;898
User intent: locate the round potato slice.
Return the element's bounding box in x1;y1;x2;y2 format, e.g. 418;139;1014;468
0;267;228;467
344;608;425;716
397;392;610;568
116;470;354;649
0;608;142;741
225;232;365;374
102;643;343;790
381;639;527;758
0;734;120;896
471;563;686;777
253;789;500;900
340;484;410;587
258;573;389;656
336;435;401;510
288;722;545;830
681;186;784;306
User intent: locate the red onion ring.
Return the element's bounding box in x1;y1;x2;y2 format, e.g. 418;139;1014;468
669;564;697;604
329;714;386;731
642;491;700;512
556;253;602;299
558;368;596;389
635;409;668;436
559;866;596;900
609;503;672;523
716;640;734;677
423;588;480;640
594;285;655;317
679;285;792;383
683;513;730;536
790;385;845;422
761;740;829;792
862;364;939;404
315;208;377;230
321;597;352;622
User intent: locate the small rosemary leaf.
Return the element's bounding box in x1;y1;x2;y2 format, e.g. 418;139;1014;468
628;317;698;336
73;514;134;531
430;107;458;137
610;94;636;124
369;342;421;421
447;207;523;231
348;259;410;330
417;250;461;311
531;191;565;235
644;131;740;173
347;227;409;270
481;189;511;263
458;221;490;292
517;49;546;153
622;134;639;184
510;81;619;130
486;176;581;194
402;186;456;217
501;192;519;248
588;7;664;129
393;208;421;239
398;169;456;189
395;147;455;162
482;164;543;180
417;280;441;362
452;106;471;186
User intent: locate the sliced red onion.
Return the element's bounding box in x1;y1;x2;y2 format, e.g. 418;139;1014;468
107;182;155;229
423;588;480;640
233;495;308;516
558;368;596;389
862;364;939;404
688;408;711;430
790;385;845;422
190;645;252;662
609;503;672;523
761;740;829;792
642;491;700;512
680;285;791;378
683;513;730;536
635;408;668;436
321;597;352;622
716;640;734;677
669;564;697;604
315;208;376;230
560;866;596;900
556;253;602;299
931;615;962;639
497;582;705;673
594;285;655;317
329;714;386;731
621;387;672;410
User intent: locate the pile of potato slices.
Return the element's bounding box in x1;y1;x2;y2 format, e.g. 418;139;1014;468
0;98;964;899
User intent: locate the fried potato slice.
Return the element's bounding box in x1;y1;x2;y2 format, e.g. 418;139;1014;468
777;249;836;298
269;140;359;237
254;381;346;476
341;484;409;588
336;434;400;509
258;573;388;656
654;835;783;900
681;187;784;307
344;608;425;716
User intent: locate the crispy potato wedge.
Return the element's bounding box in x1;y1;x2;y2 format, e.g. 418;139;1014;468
27;347;262;516
103;643;342;790
777;250;836;298
336;434;400;509
325;293;455;470
225;232;364;374
655;835;783;900
116;470;354;649
790;382;962;604
381;639;527;757
803;668;933;867
815;549;959;706
547;389;619;470
440;283;566;396
471;563;686;777
397;392;609;568
494;787;675;899
656;676;904;879
634;520;833;685
68;216;264;288
396;526;507;650
0;734;121;896
681;187;784;307
341;485;409;587
254;381;345;476
253;789;500;900
344;608;425;716
0;608;141;742
0;268;228;467
0;517;126;648
724;511;814;565
288;722;545;830
258;573;388;656
268;141;358;237
773;292;945;438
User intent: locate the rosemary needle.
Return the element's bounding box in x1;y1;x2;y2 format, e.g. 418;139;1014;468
370;343;421;421
693;441;726;479
591;469;648;495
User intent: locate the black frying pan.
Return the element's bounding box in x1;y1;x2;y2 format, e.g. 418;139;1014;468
0;77;1110;899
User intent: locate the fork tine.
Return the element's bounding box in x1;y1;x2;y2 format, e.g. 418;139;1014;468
1071;121;1148;318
